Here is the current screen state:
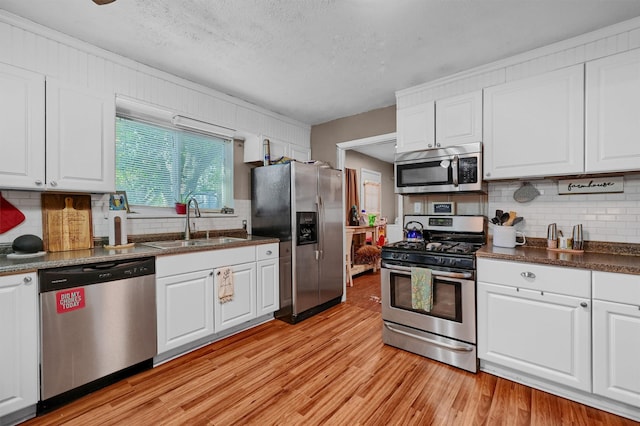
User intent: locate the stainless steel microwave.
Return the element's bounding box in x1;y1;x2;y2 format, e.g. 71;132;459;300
395;142;486;194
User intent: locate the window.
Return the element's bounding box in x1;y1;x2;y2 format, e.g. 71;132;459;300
361;168;382;215
115;116;233;210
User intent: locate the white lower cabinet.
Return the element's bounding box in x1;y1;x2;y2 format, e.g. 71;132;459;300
156;243;279;356
477;259;591;392
0;273;38;419
214;262;256;332
156;269;214;354
592;272;640;408
257;243;279;317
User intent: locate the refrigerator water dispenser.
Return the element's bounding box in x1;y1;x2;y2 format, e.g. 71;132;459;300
296;211;317;245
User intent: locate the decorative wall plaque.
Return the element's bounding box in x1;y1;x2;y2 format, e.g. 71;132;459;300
558;176;624;195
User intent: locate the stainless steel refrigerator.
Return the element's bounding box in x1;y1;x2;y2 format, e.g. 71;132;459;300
251;162;343;323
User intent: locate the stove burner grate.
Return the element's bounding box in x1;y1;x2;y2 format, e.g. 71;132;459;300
387;240;479;255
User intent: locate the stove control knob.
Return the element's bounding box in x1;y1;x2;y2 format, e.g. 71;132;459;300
437;258;445;265
448;258;457;266
402;254;410;260
391;253;399;259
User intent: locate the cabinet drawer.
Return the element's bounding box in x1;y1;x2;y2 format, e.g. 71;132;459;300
477;259;590;298
256;243;279;261
593;271;640;305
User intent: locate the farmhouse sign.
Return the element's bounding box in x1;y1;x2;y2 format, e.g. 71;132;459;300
558;176;624;195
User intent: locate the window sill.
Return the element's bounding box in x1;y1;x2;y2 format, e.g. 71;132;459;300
125;206;237;219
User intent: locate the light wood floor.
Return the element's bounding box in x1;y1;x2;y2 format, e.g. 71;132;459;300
24;271;638;425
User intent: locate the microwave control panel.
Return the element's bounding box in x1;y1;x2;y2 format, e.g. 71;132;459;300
458;157;479;183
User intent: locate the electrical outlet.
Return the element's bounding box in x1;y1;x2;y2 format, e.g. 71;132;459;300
413;203;422;213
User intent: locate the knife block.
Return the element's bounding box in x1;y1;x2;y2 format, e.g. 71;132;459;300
108;210;128;246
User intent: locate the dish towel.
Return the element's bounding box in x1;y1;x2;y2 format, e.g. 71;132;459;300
217;266;234;303
411;267;433;312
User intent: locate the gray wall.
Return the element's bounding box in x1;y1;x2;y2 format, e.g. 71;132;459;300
310;105;397;222
310;105;396;167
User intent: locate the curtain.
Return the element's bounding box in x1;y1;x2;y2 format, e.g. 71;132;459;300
345;168;359;225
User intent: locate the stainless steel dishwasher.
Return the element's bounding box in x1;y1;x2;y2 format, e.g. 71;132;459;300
38;257;156;412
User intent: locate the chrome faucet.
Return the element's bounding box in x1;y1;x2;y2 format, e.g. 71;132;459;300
184;197;201;240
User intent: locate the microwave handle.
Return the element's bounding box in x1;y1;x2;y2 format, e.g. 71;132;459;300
452;155;459;187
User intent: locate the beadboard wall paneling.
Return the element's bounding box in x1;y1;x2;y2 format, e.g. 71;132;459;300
0;12;310;146
397;16;640;109
488;175;640;244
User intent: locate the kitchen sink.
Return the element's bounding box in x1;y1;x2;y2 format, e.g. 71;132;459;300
141;237;247;249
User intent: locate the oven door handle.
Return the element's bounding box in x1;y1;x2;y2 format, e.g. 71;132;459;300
384;322;474;352
381;263;473;279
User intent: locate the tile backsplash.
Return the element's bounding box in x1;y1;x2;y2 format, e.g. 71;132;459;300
0;190;251;245
489;174;640;244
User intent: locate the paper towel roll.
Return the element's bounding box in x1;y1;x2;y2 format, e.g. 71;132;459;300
108;210;128;246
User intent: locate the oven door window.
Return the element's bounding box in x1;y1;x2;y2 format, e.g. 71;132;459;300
396;160;452;187
390;272;462;322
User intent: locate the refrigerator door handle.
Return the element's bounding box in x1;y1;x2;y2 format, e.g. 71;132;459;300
316;195;324;259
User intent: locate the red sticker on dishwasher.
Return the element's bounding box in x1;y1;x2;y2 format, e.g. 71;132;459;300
56;288;85;313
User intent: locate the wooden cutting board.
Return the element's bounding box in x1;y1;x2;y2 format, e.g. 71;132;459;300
42;194;93;252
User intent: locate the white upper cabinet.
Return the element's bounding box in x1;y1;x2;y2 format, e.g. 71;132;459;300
289;144;311;162
483;65;585;180
435;91;482;147
0;63;45;189
46;79;116;192
586;48;640;173
243;134;311;163
0;70;115;193
396;101;435;153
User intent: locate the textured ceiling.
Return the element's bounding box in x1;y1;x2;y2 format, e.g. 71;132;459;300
2;0;640;127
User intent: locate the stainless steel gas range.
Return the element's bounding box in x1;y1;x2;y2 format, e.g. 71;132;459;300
381;215;486;373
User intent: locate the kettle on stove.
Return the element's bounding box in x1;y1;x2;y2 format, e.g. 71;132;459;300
404;221;424;242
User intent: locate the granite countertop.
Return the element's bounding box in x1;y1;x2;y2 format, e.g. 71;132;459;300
477;239;640;276
0;235;279;276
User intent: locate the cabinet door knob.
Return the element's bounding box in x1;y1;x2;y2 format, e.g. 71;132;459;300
436;143;441;147
266;250;272;255
50;180;58;187
580;302;588;308
35;179;43;185
486;172;491;177
427;144;433;148
520;271;536;279
23;276;33;284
